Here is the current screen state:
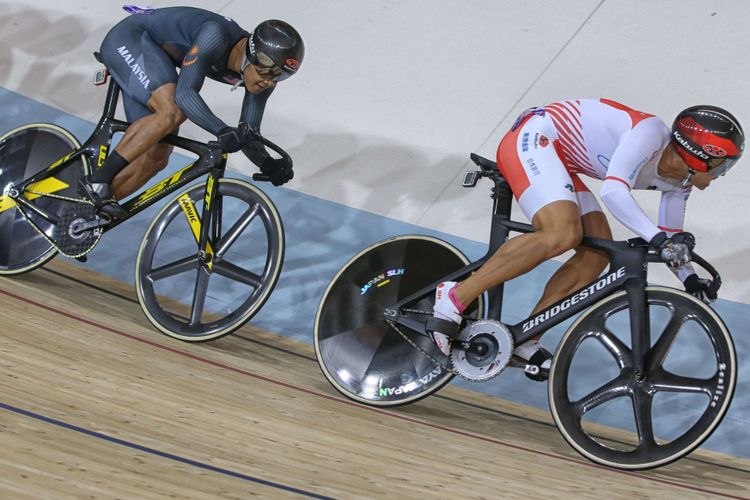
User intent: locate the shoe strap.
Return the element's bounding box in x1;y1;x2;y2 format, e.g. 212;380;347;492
425;317;460;339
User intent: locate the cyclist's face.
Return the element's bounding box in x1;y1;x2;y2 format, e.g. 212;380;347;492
671;145;714;190
242;63;277;94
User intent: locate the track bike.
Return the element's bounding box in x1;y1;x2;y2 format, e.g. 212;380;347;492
0;57;288;341
314;153;736;470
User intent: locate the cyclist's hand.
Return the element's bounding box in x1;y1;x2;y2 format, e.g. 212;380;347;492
684;274;717;304
650;232;691;267
261;157;294;186
217;126;246;153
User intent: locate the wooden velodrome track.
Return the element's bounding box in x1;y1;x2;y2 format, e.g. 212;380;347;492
1;261;748;499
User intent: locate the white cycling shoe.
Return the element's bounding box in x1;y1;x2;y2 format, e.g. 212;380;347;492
431;282;465;356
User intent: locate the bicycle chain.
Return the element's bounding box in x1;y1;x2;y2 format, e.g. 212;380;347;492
14;188;103;259
25;188;89;205
388;307;514;383
386;307;470;380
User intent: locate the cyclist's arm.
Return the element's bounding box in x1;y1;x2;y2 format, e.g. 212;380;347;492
658;188;698;281
239;88;274;166
173;22;232;136
599;117;667;242
240;87;273;129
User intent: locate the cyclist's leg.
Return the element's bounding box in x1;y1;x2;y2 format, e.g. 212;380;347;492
112;141;174;199
453;116;583;307
443;199;581;373
109;93;174;199
530;176;612;314
454;201;582;304
432;113;582;357
109;82;185;171
432;199;581;357
514;202;611;379
86;24;184;215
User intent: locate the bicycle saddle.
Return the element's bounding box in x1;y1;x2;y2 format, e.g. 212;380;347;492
470;153;498;171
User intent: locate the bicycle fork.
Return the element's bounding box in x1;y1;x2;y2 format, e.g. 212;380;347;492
625;276;650;380
178;166;223;269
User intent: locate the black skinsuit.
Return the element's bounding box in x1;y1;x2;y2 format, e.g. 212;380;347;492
100;6;270;163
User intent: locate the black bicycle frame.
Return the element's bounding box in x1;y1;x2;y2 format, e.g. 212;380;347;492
385;155;719;378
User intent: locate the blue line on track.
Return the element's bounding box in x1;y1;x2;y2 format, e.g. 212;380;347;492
0;401;334;499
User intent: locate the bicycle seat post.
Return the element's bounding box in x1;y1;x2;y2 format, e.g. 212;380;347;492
488;178;513;253
102;79;120;122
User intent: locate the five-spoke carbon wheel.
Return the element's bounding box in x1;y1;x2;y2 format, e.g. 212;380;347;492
136;178;284;341
314;235;483;407
549;287;736;469
0;123;88;275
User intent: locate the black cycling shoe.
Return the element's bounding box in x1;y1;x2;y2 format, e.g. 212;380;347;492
78;176;128;221
524;347;553;382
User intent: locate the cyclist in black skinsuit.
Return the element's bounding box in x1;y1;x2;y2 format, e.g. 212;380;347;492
82;6;304;219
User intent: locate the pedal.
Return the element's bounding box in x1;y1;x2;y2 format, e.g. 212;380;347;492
94;68;109;86
509;356;549;382
524;364;540;376
509;357;540;375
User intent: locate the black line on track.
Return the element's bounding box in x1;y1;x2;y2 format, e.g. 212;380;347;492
43;267;135;303
41;266;750;476
0;402;334;499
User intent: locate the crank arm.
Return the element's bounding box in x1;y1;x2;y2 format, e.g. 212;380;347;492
508;357;540;376
71;218;109;233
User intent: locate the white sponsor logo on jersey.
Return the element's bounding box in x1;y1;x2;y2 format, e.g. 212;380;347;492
116;46;151;90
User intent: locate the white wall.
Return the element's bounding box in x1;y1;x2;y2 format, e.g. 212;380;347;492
2;0;748;302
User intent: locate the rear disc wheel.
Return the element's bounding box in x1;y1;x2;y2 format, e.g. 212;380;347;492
0;123;88;275
314;235;483;407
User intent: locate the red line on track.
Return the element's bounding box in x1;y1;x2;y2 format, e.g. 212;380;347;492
2;288;747;500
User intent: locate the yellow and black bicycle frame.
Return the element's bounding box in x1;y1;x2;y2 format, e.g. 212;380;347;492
10;79;229;244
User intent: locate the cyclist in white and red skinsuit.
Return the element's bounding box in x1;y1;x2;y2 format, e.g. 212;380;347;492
432;98;744;380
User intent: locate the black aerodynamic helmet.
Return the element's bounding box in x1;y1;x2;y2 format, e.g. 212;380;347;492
246;20;304;81
671;105;745;177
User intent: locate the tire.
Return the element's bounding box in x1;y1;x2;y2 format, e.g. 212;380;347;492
0;123;88;275
548;287;736;470
314;235;483;407
135;178;284;341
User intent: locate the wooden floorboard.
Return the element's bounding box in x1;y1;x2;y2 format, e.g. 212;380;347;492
0;260;748;499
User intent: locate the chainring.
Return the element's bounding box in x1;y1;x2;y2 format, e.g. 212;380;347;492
450;319;514;382
53;203;103;258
